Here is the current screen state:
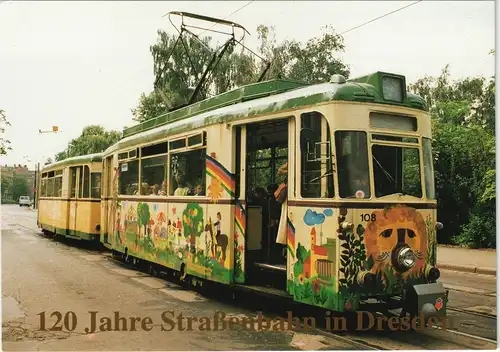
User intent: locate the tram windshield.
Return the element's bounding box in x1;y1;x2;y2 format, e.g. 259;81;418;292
335;131;371;199
372;144;422;198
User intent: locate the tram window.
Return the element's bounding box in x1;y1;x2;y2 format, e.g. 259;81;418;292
54;176;62;197
372;145;422;198
118;160;139;195
335;131;371;199
40;179;45;197
91;173;101;199
170;149;206;196
140;155;167;195
370;112;417;132
170;138;186;151
422;138;435;200
300;112;334;198
187;132;205;147
141;142;168;158
79;166;90;198
70;167;77;198
47;177;54;197
371;134;418;144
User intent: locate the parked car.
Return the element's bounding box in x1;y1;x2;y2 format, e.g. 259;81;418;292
19;196;31;207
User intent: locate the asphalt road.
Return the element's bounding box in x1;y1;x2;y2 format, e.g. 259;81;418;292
1;205;497;350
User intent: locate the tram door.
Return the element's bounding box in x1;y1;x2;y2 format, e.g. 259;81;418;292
238;117;294;286
68;166;79;235
101;156;113;245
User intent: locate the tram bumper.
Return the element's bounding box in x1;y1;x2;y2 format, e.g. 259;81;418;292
405;282;448;319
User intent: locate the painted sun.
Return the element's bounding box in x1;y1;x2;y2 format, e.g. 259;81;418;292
208;178;223;203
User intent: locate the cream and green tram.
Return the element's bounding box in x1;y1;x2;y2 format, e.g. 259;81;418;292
101;71;446;318
37;153;103;242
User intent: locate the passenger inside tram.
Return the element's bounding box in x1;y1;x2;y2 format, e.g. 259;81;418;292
174;174;190;196
194;183;205;196
158;179;167;195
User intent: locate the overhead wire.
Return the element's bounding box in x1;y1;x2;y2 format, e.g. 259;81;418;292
337;0;423;37
119;1;422;103
197;0;255;37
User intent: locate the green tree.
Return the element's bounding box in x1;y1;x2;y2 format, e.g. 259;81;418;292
256;25;350;83
409;65;496;248
132;25;349;123
1;173;12;200
55;125;121;161
0;109;12;155
12;174;28;200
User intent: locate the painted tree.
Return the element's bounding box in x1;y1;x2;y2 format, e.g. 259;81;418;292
182;203;204;254
137;202;151;243
55;125;122;161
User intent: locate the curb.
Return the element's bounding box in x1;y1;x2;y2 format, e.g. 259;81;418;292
438;263;496;276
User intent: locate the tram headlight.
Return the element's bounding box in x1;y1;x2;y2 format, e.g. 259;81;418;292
425;265;440;283
357;270;376;289
393;245;416;271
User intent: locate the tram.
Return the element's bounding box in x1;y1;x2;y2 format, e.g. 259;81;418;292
97;71;447;318
37;153;103;242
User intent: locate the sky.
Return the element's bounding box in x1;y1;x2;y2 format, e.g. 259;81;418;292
0;1;496;169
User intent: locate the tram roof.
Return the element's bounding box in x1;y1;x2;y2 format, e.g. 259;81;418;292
108;72;428;154
40;153;104;172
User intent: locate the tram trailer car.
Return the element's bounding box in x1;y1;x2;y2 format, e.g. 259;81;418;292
37;153;103;242
96;71;447;319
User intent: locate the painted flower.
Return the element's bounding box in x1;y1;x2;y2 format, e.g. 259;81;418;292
312;279;321;294
208;178;223;203
237;245;244;253
219;257;224;265
298;274;305;284
235;233;239;241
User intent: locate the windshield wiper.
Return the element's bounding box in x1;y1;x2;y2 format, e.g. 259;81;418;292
372;155;395;184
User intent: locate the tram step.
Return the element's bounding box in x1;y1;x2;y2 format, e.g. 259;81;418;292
253;262;286;272
233;283;291;299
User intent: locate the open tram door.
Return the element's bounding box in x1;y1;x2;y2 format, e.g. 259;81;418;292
234;117;294;291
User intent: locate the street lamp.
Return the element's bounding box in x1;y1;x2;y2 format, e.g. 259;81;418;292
39;126;60;134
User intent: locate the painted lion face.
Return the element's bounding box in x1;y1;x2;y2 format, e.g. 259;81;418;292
364;206;428;274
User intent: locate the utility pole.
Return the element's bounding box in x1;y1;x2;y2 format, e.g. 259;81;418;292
33;162;39;210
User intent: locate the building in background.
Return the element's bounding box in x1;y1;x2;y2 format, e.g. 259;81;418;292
1;164;36;200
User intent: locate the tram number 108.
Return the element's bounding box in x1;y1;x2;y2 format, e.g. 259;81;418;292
360;214;377;222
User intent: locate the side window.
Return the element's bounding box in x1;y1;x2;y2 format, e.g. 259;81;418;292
422;137;435;200
118;159;139;195
47;171;55;197
79;166;90;198
335;131;371;198
91;172;101;199
300;112;334;198
70;167;77;198
40;173;48;197
170;149;206;196
140;142;168;196
54;175;62;197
